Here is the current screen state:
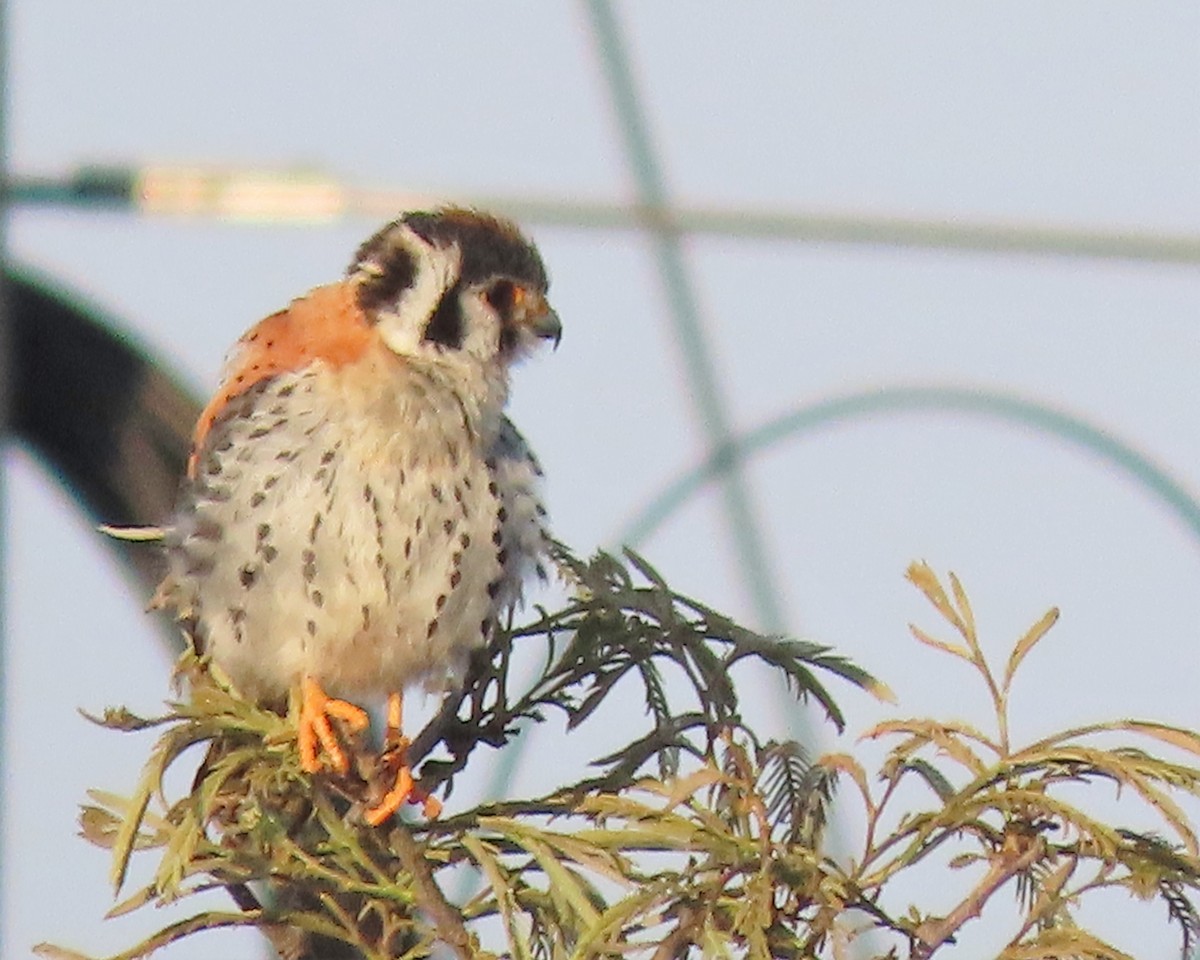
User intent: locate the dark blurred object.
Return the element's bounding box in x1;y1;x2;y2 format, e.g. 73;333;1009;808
7;269;198;599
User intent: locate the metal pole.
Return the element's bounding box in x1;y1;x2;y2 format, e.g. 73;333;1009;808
0;0;11;950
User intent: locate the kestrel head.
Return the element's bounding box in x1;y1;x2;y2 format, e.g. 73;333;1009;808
348;207;561;367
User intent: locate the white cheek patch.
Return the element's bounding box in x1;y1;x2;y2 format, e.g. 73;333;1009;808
374;228;462;356
457;293;503;360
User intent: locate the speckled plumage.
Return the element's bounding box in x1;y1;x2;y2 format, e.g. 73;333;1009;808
160;209;559;816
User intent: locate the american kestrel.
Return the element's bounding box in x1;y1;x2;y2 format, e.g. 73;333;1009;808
161;208;560;824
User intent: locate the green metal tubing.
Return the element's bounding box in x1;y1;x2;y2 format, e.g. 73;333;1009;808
583;0;788;635
618;385;1200;551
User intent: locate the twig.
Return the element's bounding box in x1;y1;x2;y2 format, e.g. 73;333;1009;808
407;636;515;792
651;905;698;960
911;832;1045;958
389;822;478;960
408;681;478;769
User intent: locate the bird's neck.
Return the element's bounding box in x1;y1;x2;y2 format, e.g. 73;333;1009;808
406;348;511;443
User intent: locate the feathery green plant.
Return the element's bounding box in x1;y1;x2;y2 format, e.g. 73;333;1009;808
36;553;1200;959
36;545;874;959
821;562;1200;958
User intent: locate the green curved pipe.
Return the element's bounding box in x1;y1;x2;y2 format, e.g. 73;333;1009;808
617;385;1200;551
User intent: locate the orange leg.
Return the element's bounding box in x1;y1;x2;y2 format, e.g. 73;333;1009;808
364;691;442;824
297;676;369;775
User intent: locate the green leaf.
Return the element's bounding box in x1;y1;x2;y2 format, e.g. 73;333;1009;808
999;927;1135;960
896;758;956;803
906;561;969;637
948;572;978;651
463;833;534;960
79;706;172;732
909;624;973;664
1003;607;1060;694
108;772;155;894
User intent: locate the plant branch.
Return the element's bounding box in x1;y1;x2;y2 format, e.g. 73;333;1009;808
911;832;1045;958
388;823;478;960
650;905;698;960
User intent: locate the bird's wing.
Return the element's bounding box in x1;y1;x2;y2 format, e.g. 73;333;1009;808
486;415;551;607
189;281;372;476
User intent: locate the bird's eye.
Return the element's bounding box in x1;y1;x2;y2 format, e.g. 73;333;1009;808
486;280;519;313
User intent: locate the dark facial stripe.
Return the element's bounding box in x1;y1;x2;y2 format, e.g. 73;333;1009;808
498;324;520;355
422;285;464;348
352;231;417;318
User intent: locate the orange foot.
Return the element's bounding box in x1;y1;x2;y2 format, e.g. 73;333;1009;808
365;691;442;825
297;675;370;775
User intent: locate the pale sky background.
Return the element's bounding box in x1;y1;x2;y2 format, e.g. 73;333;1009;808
5;4;1200;957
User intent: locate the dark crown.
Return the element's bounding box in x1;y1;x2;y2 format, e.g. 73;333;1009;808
350;208;547;319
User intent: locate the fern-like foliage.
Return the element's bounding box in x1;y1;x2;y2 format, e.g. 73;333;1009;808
36;554;1200;959
823;562;1200;959
37;545;875;960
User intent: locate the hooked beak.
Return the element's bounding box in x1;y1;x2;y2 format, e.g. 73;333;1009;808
525;293;563;349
